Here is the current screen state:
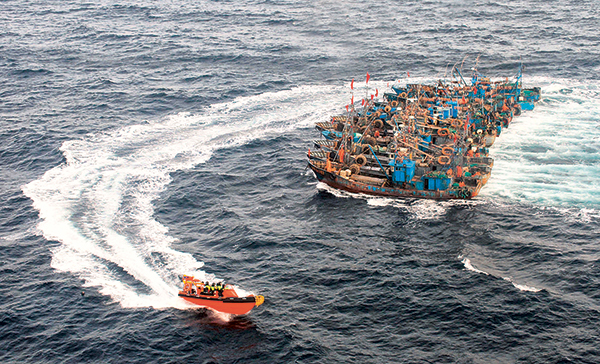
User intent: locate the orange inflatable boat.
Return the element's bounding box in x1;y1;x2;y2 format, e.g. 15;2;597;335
178;275;264;315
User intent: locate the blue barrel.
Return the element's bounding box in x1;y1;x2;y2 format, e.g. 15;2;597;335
427;178;436;190
442;108;450;119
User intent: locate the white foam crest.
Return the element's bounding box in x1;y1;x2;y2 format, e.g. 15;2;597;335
23;85;349;309
559;207;600;223
461;256;490;275
398;199;448;220
461;256;542;293
365;198;394;207
316;181;353;199
317;181;455;220
482;78;600;213
502;277;542;293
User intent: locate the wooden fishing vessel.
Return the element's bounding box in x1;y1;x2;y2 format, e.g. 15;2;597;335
307;64;539;200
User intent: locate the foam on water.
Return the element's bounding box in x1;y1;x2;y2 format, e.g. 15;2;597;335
502;277;542;293
317;180;483;220
461;256;542;293
461;257;490;276
22;85;347;309
483;77;600;212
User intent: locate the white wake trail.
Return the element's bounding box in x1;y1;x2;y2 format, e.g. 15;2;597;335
483;77;600;213
23;85;346;308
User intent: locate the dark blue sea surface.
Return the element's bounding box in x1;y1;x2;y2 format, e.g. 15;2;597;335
1;0;600;363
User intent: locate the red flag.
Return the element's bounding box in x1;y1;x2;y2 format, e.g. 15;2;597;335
371;94;374;100
407;71;410;77
351;95;354;104
375;89;378;97
366;72;370;83
351;78;354;90
361;99;365;106
345;105;349;112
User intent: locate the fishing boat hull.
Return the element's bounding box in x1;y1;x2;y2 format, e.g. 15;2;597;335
309;161;481;200
178;292;261;315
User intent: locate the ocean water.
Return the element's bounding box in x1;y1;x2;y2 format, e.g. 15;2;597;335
1;0;600;363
